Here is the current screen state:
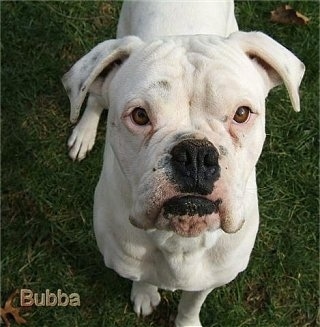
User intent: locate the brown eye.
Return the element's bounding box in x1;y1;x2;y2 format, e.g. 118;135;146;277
131;107;150;126
233;106;251;124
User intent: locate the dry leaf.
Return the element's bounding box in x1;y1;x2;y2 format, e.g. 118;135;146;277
0;290;27;326
271;5;310;25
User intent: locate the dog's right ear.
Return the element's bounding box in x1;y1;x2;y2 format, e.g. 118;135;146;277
62;36;143;123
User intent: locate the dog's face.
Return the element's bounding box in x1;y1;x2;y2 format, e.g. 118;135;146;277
63;32;304;238
106;36;269;237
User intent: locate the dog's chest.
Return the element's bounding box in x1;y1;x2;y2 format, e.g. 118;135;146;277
132;233;238;291
155;250;210;290
146;246;239;291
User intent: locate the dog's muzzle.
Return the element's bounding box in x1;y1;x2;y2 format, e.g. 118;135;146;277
150;139;222;237
170;139;220;195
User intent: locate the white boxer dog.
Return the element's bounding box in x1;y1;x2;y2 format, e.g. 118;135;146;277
63;1;305;326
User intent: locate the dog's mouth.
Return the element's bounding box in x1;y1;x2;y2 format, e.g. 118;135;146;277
155;196;222;237
162;196;221;217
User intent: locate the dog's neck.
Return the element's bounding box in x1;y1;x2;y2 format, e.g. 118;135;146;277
117;1;238;41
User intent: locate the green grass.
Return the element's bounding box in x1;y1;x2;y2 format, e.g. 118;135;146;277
2;1;318;326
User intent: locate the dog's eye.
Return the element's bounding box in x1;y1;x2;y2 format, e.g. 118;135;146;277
233;106;251;124
131;107;150;126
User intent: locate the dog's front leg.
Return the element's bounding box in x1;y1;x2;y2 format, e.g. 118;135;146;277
175;288;213;327
68;93;105;161
130;281;161;317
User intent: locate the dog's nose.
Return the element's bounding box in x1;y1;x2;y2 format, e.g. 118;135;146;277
170;139;220;195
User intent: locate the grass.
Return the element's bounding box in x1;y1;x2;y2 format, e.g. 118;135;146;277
1;1;318;326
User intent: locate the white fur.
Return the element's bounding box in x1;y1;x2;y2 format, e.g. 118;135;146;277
62;1;305;326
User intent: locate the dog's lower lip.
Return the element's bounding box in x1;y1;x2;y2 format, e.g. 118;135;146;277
162;195;221;218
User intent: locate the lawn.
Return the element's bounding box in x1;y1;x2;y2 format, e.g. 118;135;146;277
1;1;318;326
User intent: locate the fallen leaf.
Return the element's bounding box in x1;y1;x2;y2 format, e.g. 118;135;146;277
0;290;27;326
270;5;310;25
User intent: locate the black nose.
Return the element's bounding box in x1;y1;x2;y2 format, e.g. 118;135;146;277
170;139;220;195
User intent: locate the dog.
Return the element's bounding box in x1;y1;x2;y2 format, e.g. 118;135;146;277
62;1;305;326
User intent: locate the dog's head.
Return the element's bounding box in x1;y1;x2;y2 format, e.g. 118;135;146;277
63;32;304;237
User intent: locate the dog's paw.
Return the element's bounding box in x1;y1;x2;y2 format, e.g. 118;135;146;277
68;122;97;161
130;281;161;317
175;316;202;327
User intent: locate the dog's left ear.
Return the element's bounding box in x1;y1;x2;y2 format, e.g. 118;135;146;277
62;36;143;123
228;31;305;112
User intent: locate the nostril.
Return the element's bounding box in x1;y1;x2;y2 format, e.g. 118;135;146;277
203;152;216;167
174;153;187;163
172;148;194;167
172;146;186;163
